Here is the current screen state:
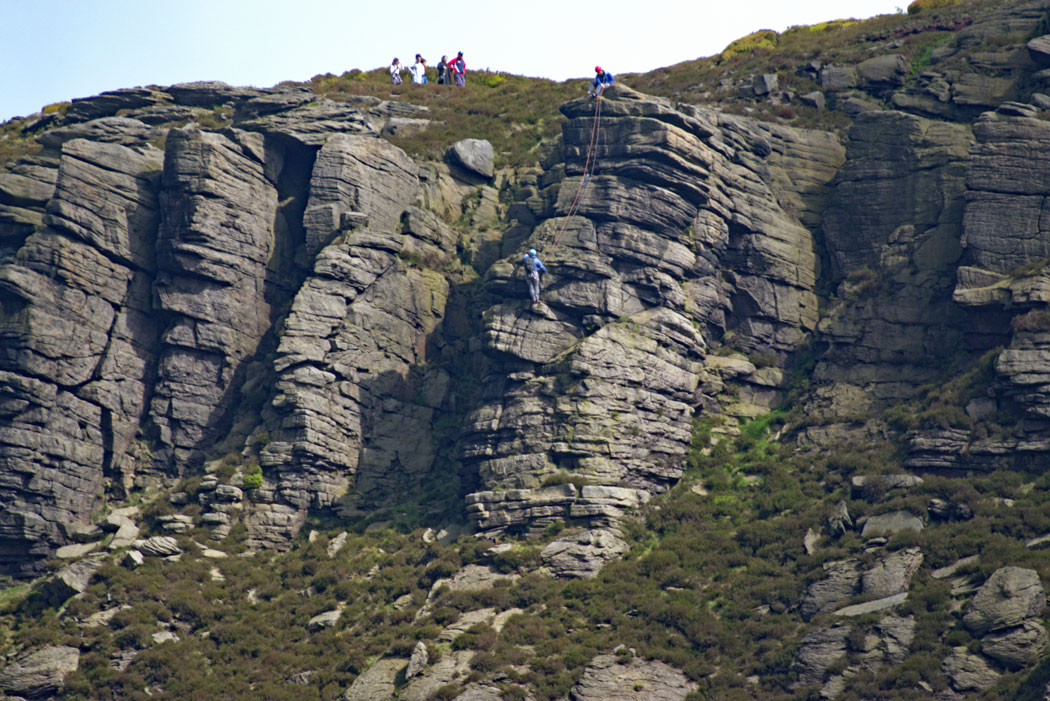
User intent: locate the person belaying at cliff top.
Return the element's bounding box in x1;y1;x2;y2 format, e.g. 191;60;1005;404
522;248;548;303
589;66;614;97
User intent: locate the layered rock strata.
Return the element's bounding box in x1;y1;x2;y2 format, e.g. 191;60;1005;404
462;85;843;534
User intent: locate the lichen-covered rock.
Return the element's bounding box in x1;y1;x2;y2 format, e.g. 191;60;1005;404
793;624;850;690
342;657;405;700
0;645;79;699
133;536;182;557
399;651;473;701
980;620;1049;669
405;641;428;679
963;566;1045;635
861;547;924;599
861;511;924;538
570;653;696;700
801;559;861;619
35;554;105;606
942;648;1001;692
541;527;629;578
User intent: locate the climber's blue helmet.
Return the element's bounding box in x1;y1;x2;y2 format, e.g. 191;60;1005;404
528;248;537;256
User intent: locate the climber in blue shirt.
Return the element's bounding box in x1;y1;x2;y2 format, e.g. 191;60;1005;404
590;66;614;97
522;248;547;303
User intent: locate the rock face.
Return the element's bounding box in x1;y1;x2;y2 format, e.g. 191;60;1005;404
816;111;971;412
148;128;280;473
0;81;456;565
0;131;163;574
462;84;842;534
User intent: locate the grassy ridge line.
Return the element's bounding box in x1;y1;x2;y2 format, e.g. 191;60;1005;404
295;69;589;168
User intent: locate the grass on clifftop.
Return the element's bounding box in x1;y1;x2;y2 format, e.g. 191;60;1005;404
294;69;588;168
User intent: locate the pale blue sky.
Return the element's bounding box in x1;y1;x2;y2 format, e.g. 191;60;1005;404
2;0;905;121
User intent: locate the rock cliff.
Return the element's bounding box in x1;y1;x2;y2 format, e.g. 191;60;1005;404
8;1;1050;697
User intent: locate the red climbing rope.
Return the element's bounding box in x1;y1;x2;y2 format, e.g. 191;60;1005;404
544;93;603;254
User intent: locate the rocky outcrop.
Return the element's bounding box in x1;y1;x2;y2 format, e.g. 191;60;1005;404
570;653;696;701
147;127;280;473
963;566;1045;635
0;133;163;574
254;136;456;535
0;645;79;699
800;548;923;619
540;527;629;578
463;84;843;534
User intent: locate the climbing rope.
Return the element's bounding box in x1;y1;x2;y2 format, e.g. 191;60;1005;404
544;93;604;254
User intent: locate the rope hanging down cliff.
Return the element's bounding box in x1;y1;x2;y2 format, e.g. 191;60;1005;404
544;93;603;254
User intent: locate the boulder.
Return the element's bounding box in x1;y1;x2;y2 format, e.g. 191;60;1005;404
1032;93;1050;111
122;550;144;569
446;139;495;179
570;653;697;700
980;620;1048;669
793;624;850;689
827;501;852;537
398;651;473;701
820;65;858;92
342;657;406;700
132;537;182;557
327;531;348;558
857;54;908;88
307;609;342;631
752;74;779;96
799;91;826;111
963;567;1045;635
861;547;923;599
1027;35;1050;67
541;528;629;579
801;559;861;619
35;554;105;606
833;592;908;617
0;645;79;699
54;542;99;559
405;641;428;679
861;511;924;538
942;648;1000;692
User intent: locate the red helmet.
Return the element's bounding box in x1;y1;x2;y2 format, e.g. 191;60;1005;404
595;66;602;73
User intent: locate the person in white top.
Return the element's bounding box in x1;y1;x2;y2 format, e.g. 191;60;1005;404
389;58;405;85
410;54;428;84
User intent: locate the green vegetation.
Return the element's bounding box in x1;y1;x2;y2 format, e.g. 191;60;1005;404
296;69;587;168
719;30;780;62
908;0;963;14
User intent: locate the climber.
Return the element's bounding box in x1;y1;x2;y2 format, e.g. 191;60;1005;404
522;248;547;303
589;66;614;97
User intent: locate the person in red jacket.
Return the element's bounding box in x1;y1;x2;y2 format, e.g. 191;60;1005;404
450;52;466;87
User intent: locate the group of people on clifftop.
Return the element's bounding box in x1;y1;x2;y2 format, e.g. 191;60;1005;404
390;52;466;86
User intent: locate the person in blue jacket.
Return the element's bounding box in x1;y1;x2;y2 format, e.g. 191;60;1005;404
590;66;614;97
522;248;548;303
